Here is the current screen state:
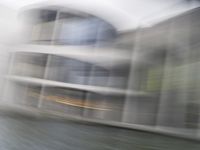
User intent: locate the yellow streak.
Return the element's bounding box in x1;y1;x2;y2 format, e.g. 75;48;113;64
55;99;109;111
27;91;110;111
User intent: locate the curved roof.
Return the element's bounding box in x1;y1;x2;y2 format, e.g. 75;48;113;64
1;0;200;31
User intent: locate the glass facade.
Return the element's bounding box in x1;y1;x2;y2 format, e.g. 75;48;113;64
7;6;200;136
12;52;47;78
21;9;117;46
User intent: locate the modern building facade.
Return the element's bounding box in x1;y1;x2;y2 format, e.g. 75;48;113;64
4;4;200;137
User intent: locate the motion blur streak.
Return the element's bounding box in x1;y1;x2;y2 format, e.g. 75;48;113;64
0;0;200;150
